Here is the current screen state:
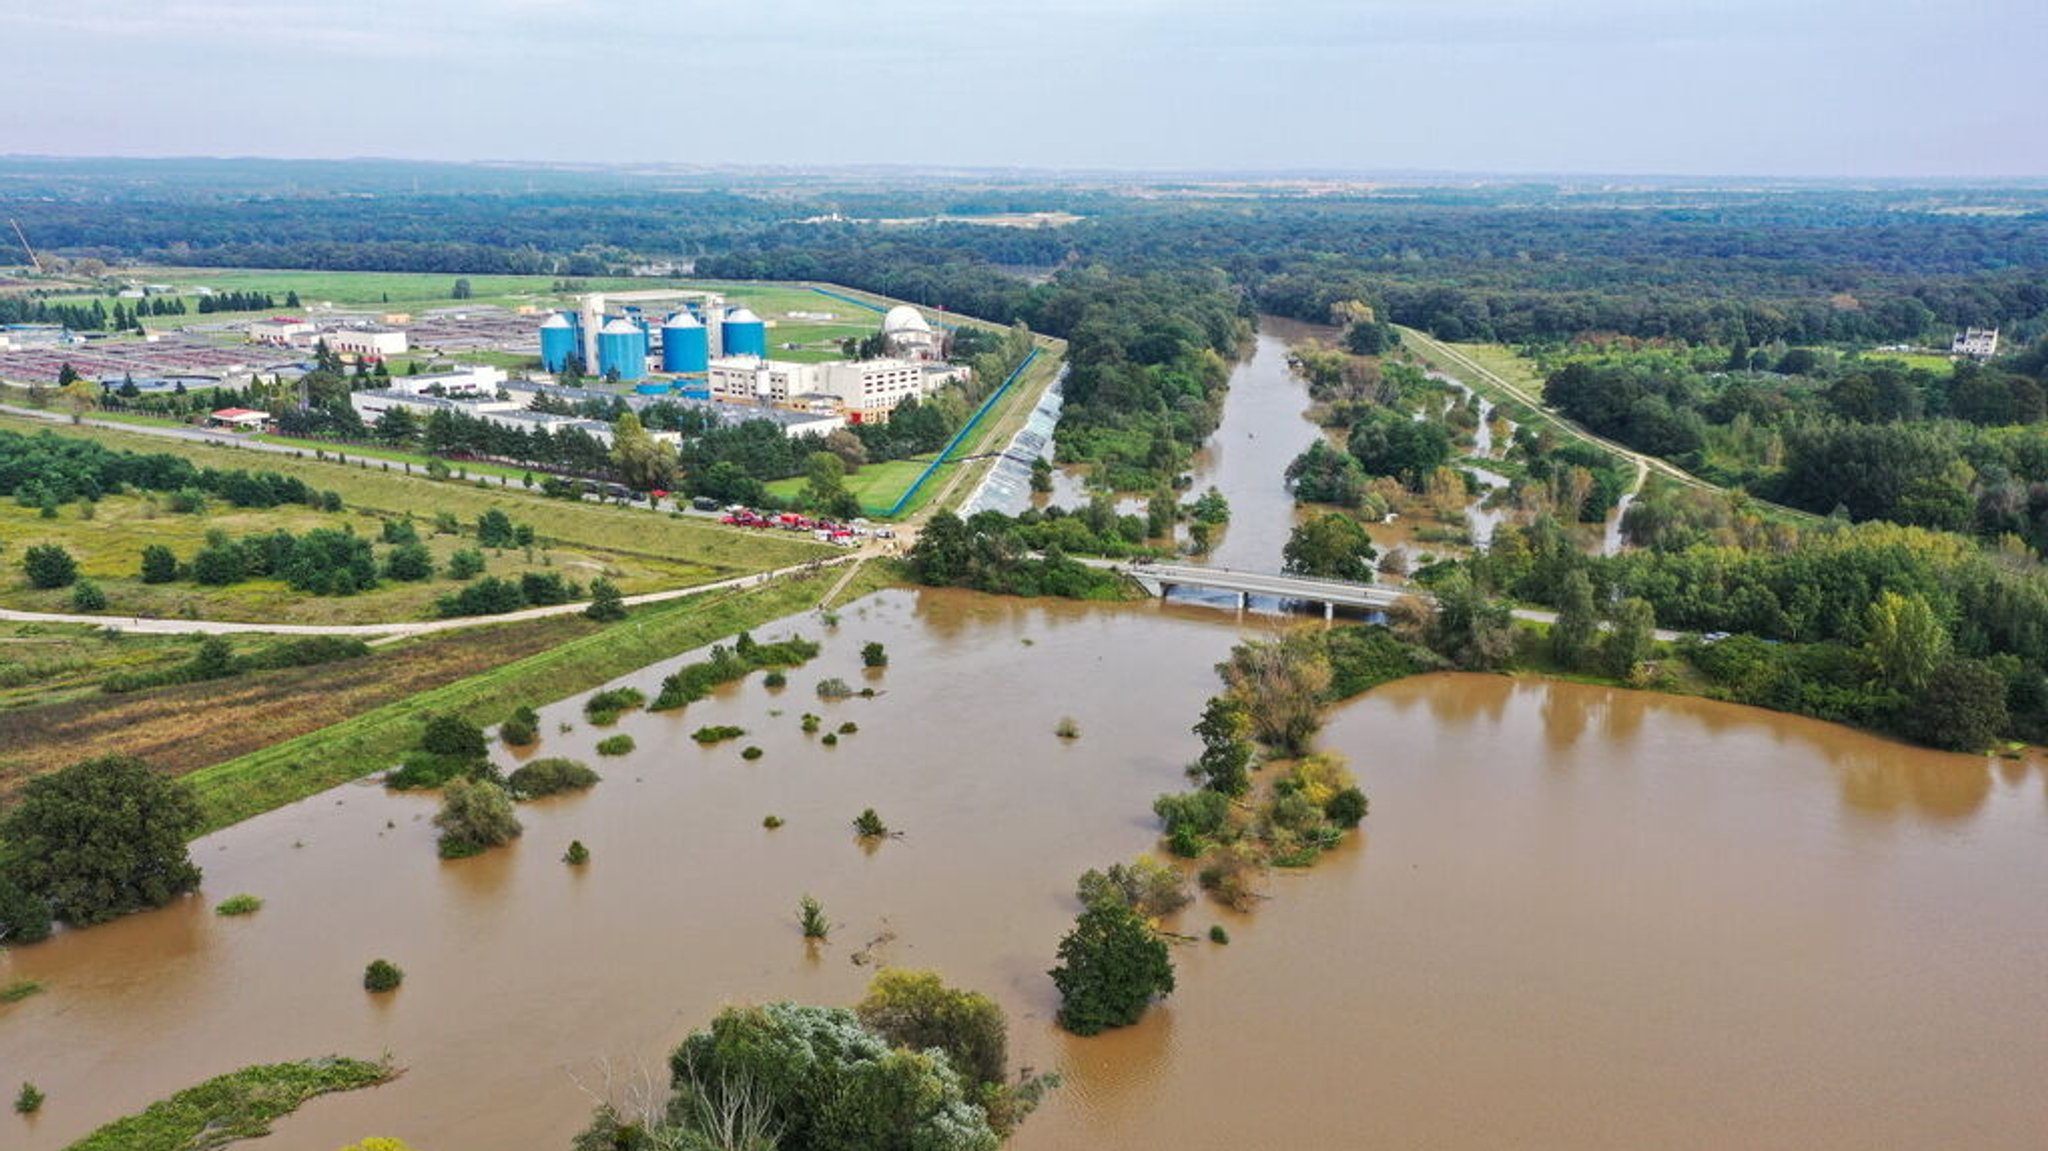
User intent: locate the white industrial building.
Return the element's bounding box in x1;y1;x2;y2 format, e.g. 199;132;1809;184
348;388;625;447
385;364;506;398
706;355;964;424
322;326;409;360
1952;328;2000;359
248;317;318;346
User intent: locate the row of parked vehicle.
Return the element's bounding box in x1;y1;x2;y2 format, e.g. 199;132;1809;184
716;506;893;546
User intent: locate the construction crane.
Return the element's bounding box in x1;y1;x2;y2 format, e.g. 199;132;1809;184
8;218;42;274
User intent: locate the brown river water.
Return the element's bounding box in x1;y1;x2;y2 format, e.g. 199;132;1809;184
5;328;2047;1150
3;590;2045;1150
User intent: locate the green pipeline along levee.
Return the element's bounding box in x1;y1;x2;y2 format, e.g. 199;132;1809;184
877;347;1041;519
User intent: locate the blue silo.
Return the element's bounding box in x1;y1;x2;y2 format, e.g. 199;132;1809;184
598;318;648;382
539;312;579;373
661;312;709;374
722;307;767;358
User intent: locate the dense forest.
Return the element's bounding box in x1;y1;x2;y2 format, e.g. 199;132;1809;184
10;161;2048;346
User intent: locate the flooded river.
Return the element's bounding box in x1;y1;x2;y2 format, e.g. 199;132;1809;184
4;590;2046;1150
1180;322;1325;569
5;326;2045;1150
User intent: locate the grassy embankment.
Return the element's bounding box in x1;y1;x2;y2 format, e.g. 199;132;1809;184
182;560;904;835
60;1057;394;1151
0;414;830;624
0;617;588;802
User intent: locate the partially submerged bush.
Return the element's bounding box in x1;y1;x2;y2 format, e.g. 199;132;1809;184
499;705;540;747
692;725;746;744
363;959;404;993
1197;843;1266;912
1076;857;1191;919
506;758;599;799
853;808;889;838
799;894;829;940
215;894;264;916
741;745;765;761
815;677;853;700
595;735;636;757
583;687;646;725
563;840;590;865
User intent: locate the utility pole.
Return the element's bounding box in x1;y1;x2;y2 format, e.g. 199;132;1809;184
9;218;43;273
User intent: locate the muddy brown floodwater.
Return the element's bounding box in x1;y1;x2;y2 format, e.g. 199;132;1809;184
4;588;2045;1150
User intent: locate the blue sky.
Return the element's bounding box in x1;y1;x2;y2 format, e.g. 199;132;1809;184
4;0;2043;177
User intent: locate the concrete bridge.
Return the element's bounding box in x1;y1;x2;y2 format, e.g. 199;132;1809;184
1119;562;1422;619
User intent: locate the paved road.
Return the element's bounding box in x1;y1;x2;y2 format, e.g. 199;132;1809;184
0;555;861;641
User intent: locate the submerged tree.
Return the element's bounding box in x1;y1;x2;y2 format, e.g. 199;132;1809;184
1191;694;1255;796
1049;898;1175;1036
433;778;523;859
0;755;201;928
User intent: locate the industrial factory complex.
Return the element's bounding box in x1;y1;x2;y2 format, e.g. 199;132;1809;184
0;282;981;453
533;292;960;425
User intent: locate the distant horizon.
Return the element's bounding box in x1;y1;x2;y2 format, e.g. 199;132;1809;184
5;153;2048;189
4;1;2042;181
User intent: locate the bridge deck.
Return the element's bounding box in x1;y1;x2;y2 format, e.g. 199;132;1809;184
1123;563;1420;608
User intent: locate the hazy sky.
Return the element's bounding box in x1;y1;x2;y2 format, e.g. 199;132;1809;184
4;0;2043;177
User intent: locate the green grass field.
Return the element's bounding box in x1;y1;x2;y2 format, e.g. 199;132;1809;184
765;457;937;515
1445;342;1549;402
0;415;832;623
1857;351;1956;374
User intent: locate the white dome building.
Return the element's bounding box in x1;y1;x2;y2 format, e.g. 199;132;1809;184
881;305;939;361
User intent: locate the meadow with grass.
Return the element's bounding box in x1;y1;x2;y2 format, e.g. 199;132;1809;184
0;416;831;623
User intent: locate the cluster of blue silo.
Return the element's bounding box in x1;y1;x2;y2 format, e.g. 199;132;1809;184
661;311;709;373
538;299;768;382
539;312;581;373
722;307;767;358
597;318;649;382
